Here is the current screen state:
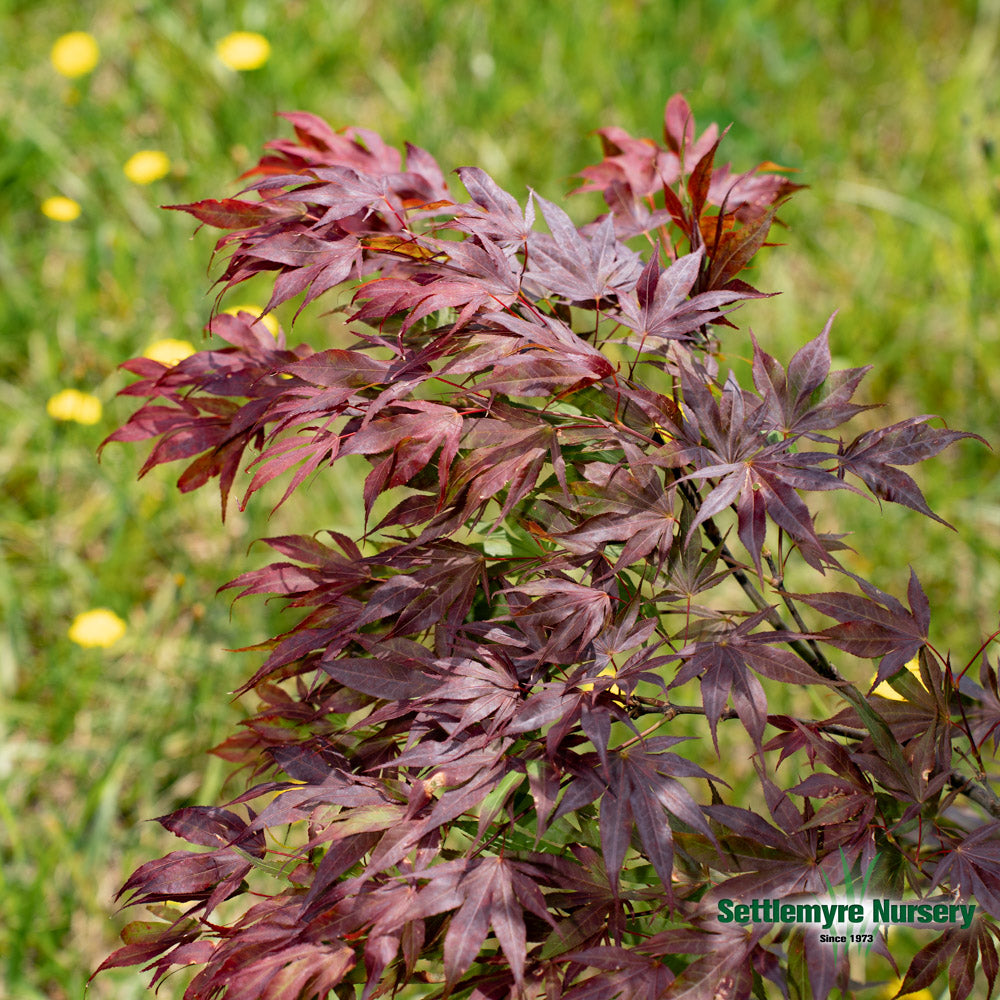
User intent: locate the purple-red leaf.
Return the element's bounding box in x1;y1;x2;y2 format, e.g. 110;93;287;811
839;416;987;524
165;198;298;229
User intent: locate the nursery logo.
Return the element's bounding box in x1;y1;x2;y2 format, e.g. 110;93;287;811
715;852;977;954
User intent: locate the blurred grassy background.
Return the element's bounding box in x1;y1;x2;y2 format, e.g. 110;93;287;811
2;0;999;997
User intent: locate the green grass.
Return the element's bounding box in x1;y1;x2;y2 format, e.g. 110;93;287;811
2;1;999;997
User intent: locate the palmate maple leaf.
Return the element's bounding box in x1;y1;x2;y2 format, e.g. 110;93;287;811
551;738;719;904
837;415;988;525
251;538;488;663
110;804;266;915
349;541;487;643
617;248;757;350
672;360;861;576
238;157;443;233
670;609;833;752
792;568;931;687
102;311;304;517
180;900;358;1000
699;776;877;902
929;822;1000;920
575;93;719;201
575;92;801;292
761;724;904;895
167;125;455;344
406;650;523;739
547;463;679;572
350;233;523;333
470;310;616;399
406;416;560;541
238;355;465;515
707;161;806;224
336;400;465;517
221;532;369;606
894;913;1000;1000
576;125;680;200
560;946;675;999
291;845;555;994
221;538;486;694
524;844;626;957
750;316;877;440
163;196;303;231
250;113;409;177
204;225;363;319
524;195;644;304
966;654;1000;752
640;920;779;1000
409;856;555;989
450;166;536;246
505;578;612;664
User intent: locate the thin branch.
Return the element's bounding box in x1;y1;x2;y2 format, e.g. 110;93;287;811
625;695;1000;819
695;504;841;682
944;769;1000;820
765;551;830;671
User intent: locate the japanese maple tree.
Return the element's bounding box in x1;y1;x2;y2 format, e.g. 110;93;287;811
97;96;1000;999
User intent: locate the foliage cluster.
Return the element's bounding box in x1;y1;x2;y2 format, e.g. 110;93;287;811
98;97;999;999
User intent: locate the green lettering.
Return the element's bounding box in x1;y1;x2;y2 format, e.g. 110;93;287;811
718;899;734;923
734;903;750;924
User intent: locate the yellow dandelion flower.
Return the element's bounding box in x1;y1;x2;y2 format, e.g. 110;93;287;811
876;979;934;1000
870;656;924;701
215;32;271;71
41;196;81;221
46;388;102;425
123;150;171;185
69;608;126;648
579;665;624;695
50;31;100;78
224;304;279;337
144;338;196;366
